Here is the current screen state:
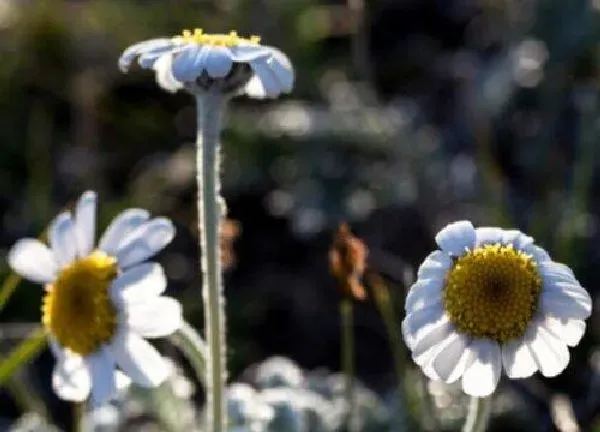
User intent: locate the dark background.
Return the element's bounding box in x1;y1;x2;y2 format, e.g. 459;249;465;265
2;0;600;430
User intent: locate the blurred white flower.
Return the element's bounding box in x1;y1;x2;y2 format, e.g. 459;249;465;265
227;383;274;432
255;356;304;389
8;191;182;406
403;221;592;397
119;28;294;98
259;387;333;432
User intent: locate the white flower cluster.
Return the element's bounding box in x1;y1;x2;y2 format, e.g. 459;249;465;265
226;356;391;432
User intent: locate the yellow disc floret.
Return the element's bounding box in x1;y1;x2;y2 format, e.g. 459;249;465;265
175;28;261;46
443;244;542;343
42;250;118;356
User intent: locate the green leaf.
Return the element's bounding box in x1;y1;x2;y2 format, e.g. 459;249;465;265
0;327;47;386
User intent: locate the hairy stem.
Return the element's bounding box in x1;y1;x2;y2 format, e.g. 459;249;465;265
195;91;228;431
463;396;492;432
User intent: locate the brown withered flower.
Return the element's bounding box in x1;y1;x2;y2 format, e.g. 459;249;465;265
329;223;368;300
189;217;241;270
220;219;241;271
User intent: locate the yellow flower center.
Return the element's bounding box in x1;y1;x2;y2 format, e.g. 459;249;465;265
42;250;118;356
175;28;261;46
443;244;542;343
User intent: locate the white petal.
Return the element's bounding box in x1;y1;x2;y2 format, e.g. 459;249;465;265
138;44;181;69
243;75;268;99
502;230;534;250
205;46;233;78
229;44;272;62
432;333;473;383
522;244;551;263
435;220;475;256
74;191;97;258
541;286;591;320
412;316;453;363
87;348;117;407
543;316;586;347
109;329;169;388
127;296;183;338
116;218;175;268
461;339;501;397
153;53;184;93
119;38;174;72
115;371;132;392
405;278;443;313
527;325;570;377
474;227;504;247
52;352;91;402
172;45;207;82
402;303;445;349
416;250;452;280
98;209;150;256
109;263;166;307
8;238;57;283
502;337;537;378
247;60;281;98
265;47;294;93
50;212;78;268
539;261;578;285
48;336;64;360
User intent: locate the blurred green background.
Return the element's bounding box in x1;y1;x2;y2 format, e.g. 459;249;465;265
2;0;600;430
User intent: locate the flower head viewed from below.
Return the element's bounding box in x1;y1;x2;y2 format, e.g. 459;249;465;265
7;191;182;406
119;28;294;98
402;221;592;397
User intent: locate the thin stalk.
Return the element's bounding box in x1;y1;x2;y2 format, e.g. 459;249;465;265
463;396;492;432
0;327;46;386
73;401;85;432
169;320;208;386
195;91;228;431
0;273;22;313
417;373;440;432
370;276;422;431
340;298;356;432
6;375;49;419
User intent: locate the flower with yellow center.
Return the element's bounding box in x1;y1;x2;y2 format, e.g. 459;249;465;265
402;221;592;397
8;191;182;406
118;28;293;98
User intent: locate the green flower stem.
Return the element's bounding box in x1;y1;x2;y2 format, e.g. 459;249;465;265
463;396;492;432
195;91;228;432
0;327;46;386
73;401;85;432
0;273;22;313
340;298;356;432
6;375;49;419
169;320;208;386
370;276;421;430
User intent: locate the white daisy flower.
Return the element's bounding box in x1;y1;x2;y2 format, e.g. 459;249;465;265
402;220;592;397
118;28;294;98
7;191;182;406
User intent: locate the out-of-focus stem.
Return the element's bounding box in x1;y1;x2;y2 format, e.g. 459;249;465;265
169;320;208;386
340;298;356;432
370;274;420;430
0;327;46;386
463;396;492;432
73;401;85;432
